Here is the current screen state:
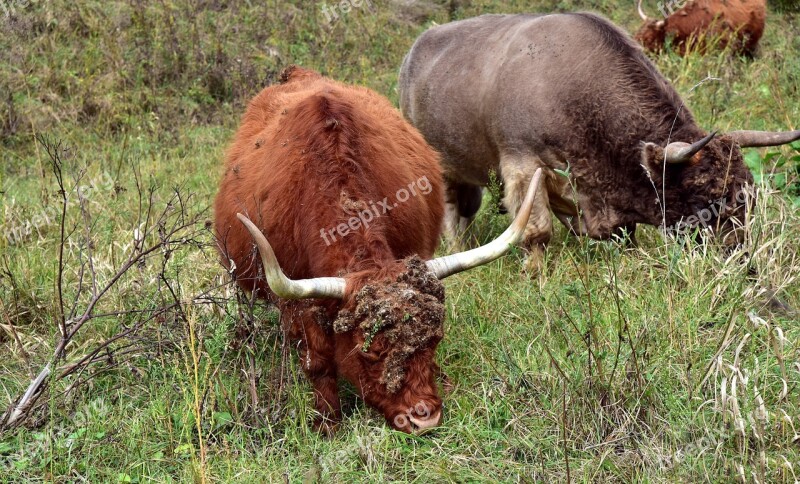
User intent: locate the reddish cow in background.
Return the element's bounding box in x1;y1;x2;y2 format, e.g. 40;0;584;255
214;66;542;433
635;0;766;56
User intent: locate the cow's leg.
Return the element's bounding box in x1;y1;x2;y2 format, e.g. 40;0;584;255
498;154;552;272
307;363;340;436
443;180;483;250
284;303;341;435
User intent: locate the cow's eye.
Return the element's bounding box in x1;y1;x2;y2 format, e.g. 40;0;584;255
360;338;387;361
361;350;382;362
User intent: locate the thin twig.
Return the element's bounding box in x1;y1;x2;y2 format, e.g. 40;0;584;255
2;142;208;429
0;299;30;363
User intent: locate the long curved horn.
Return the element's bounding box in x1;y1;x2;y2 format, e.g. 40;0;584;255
237;213;346;299
664;131;717;164
727;129;800;148
426;168;543;280
638;0;649;21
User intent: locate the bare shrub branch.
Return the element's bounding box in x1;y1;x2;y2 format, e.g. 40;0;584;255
0;136;209;430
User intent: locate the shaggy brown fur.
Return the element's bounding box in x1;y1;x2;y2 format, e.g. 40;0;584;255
635;0;766;57
214;66;445;433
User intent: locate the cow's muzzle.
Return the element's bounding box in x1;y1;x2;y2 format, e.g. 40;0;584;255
408;409;442;434
389;399;442;434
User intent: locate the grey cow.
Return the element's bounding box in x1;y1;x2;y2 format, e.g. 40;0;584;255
399;12;800;270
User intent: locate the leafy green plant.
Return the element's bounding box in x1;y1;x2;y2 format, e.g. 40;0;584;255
744;141;800;205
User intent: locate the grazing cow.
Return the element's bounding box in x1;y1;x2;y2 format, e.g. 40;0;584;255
635;0;766;56
215;66;542;433
399;13;799;270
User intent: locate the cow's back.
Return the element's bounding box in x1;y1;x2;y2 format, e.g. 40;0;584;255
216;68;444;295
399;13;688;183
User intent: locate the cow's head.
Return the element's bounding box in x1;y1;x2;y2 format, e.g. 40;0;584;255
333;256;445;432
236;170;544;433
634;0;667;52
641;129;799;243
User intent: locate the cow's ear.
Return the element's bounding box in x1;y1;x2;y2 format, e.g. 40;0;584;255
640;141;665;174
279;65;322;84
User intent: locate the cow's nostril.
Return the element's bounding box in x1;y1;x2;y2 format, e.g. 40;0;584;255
409;409;442;434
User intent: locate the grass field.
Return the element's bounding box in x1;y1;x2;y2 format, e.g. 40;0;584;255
1;0;800;482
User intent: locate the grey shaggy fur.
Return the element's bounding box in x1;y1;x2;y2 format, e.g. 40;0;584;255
399;12;753;264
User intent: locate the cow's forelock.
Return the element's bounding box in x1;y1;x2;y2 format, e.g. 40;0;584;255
648;136;753;235
333;256;444;391
683;137;750;203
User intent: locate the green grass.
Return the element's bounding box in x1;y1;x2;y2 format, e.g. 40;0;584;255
2;1;800;482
